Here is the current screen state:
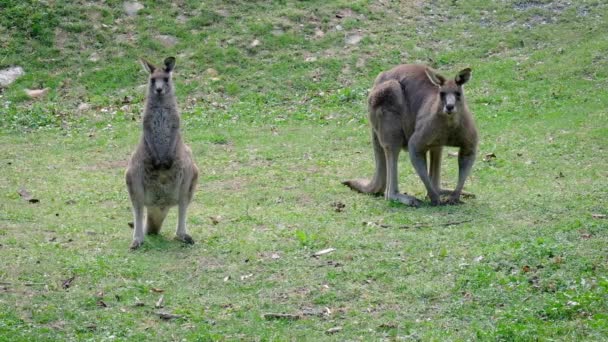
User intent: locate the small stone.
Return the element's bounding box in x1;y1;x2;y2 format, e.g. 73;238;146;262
250;39;261;48
0;67;25;87
88;52;100;62
78;103;91;111
124;2;144;16
345;33;363;45
205;68;219;77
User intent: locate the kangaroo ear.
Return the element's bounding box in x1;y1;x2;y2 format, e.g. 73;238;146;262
164;57;176;72
425;68;446;87
140;58;155;74
455;68;472;86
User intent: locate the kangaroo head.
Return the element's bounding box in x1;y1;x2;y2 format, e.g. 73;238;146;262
425;67;471;115
140;57;176;96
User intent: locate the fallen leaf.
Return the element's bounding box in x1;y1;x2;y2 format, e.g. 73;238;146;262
25;88;49;99
240;273;253;281
223;275;231;282
209;216;221;225
156;311;182;320
150;287;164;293
62;276;75;289
483;153;496;162
522;265;531;273
326;326;342;334
97;300;107;308
331;201;346;212
473;255;484;262
17;186;39;203
592;214;606;219
313;248;336;257
155;295;164;309
263;313;301;320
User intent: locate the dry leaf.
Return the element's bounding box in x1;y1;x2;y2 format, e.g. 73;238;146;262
326;326;343;334
17;186;39;203
209;216;221;225
156;311;182;320
150;287;164;293
592;214;606;219
263;313;301;320
97;300;107;308
62;276;75;289
223;275;231;282
313;248;336;257
483;153;496;162
155;295;164;309
522;265;531;273
25;88;49;99
240;273;253;281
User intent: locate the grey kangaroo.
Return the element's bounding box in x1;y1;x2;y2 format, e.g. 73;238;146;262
343;64;478;206
125;57;199;250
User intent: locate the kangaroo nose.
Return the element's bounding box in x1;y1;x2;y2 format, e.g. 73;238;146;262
155;88;162;94
446;104;454;112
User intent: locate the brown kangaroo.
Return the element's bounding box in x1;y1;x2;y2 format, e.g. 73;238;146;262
343;64;478;206
125;57;199;250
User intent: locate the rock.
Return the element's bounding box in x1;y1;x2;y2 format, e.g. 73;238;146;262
0;67;24;87
204;68;219;77
25;88;49;99
345;33;363;45
78;103;91;111
124;2;144;16
156;35;178;47
88;52;100;62
250;39;261;48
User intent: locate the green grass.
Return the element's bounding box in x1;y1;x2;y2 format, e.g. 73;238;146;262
1;0;608;340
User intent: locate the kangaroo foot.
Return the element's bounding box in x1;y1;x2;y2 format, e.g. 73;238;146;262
175;234;194;245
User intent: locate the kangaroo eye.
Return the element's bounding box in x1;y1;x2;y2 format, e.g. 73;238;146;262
439;91;446;97
454;91;461;98
151;79;156;84
164;78;169;83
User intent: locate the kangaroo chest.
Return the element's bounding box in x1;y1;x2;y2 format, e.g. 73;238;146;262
148;110;176;143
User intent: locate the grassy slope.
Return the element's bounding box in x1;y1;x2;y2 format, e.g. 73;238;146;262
1;0;607;340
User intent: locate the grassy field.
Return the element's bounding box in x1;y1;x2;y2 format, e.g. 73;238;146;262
1;0;608;340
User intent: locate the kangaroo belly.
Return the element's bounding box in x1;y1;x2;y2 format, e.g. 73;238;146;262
143;168;184;207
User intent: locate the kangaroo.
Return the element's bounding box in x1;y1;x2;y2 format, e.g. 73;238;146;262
343;64;478;206
125;57;199;250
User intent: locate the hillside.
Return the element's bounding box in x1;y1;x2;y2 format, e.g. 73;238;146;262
1;0;607;340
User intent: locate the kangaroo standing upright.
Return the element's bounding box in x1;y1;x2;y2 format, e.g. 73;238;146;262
126;57;199;250
343;64;478;206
